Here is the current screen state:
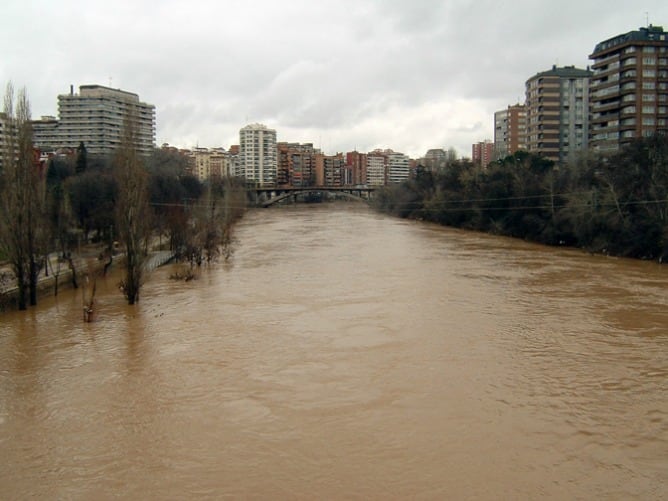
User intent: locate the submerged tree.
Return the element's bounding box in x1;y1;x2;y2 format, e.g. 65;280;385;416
114;111;150;305
175;176;245;271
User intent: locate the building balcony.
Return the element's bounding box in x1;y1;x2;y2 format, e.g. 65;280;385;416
592;68;622;81
619;73;639;84
591;111;621;124
592;53;621;68
592;101;622;114
619;122;637;132
592;87;620;99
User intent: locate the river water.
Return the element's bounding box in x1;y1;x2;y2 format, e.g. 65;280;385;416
1;203;667;499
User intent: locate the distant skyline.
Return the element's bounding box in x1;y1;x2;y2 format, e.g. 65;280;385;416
2;0;667;158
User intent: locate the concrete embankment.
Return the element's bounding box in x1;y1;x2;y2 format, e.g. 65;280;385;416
0;250;174;313
0;256;96;312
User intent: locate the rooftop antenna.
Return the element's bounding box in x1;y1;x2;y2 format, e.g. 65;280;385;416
646;12;650;27
109;76;113;87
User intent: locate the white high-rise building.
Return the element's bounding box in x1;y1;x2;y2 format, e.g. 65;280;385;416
33;84;156;156
239;123;277;187
366;151;387;186
386;151;410;184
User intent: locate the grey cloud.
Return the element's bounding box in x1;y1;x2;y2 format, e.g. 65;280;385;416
5;0;667;157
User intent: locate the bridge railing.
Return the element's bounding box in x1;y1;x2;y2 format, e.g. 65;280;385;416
247;186;376;207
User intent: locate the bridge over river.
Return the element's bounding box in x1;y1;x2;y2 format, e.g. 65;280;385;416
248;186;376;207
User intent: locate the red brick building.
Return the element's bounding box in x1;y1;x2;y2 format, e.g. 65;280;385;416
471;140;494;167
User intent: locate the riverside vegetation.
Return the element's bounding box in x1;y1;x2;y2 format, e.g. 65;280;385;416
374;134;668;262
1;83;246;311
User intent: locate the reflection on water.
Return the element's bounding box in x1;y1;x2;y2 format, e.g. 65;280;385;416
1;203;667;499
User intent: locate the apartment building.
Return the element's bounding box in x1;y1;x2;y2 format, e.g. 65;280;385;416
472;140;495;167
494;104;527;158
386;150;411;184
277;142;317;187
314;153;345;186
345;151;368;185
39;85;157;156
208;148;228;178
31;115;60;153
239;123;277;187
366;150;388;186
421;148;447;171
589;25;668;152
227;145;241;178
188;147;229;181
525;65;591;163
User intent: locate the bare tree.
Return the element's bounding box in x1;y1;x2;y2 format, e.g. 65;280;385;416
0;83;43;309
182;176;245;269
114;110;150;305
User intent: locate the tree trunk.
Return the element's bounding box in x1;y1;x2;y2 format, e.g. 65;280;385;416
29;257;38;306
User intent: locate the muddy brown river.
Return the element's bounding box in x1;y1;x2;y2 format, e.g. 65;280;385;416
1;203;667;499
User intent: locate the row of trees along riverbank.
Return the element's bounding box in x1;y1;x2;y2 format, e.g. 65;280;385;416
373;134;668;262
1;83;247;311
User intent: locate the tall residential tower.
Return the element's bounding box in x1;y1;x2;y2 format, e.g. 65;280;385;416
589;25;668;152
494;104;527;158
239;123;278;187
525;65;591;163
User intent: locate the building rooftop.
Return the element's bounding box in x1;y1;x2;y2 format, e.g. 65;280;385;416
591;25;667;55
240;123;274;132
529;65;592;81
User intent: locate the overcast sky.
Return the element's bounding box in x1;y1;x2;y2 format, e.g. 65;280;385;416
2;0;667;158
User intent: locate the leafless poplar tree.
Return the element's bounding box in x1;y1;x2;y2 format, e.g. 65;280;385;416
0;83;43;309
114;110;150;305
